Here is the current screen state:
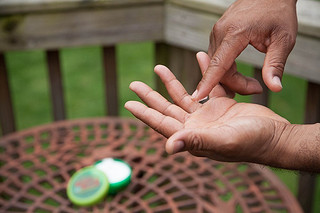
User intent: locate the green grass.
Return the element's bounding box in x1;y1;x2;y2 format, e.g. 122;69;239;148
3;42;320;212
5;42;155;129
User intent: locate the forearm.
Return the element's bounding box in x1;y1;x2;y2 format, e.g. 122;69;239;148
269;123;320;172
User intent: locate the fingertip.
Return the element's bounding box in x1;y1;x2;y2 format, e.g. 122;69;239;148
191;90;198;100
129;82;134;91
154;64;162;71
165;140;174;155
129;81;137;89
129;81;142;91
124;101;134;110
154;64;169;74
154;65;177;84
264;80;283;92
196;52;211;75
272;76;283;91
262;72;283;92
166;139;185;155
166;133;181;154
193;85;212;101
256;84;263;94
246;77;263;94
196;51;207;58
262;48;286;92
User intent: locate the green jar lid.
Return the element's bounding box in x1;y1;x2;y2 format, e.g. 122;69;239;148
67;166;109;206
94;158;132;195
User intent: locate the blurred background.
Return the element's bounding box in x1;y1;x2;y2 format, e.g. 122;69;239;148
3;42;318;211
1;0;320;211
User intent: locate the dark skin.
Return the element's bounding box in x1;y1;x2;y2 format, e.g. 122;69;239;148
193;0;298;100
126;0;320;172
126;52;320;172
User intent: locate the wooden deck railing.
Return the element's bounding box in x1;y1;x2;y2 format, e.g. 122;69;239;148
0;0;320;212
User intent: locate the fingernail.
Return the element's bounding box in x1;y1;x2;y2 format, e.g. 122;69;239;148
272;76;282;89
172;140;185;154
191;90;198;99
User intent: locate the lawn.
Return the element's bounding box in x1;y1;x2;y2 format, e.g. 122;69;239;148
4;42;320;212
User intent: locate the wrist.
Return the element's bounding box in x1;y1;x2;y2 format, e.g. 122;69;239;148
256;120;289;168
269;123;320;172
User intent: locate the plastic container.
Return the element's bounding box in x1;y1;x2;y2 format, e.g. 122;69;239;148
94;158;132;195
67;166;109;206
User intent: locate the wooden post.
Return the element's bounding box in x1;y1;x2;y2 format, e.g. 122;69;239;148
46;50;66;121
155;43;170;99
0;53;16;135
297;81;320;213
251;67;269;106
102;46;118;116
181;49;201;94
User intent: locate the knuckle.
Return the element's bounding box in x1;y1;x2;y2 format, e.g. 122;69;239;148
269;60;285;73
212;21;224;36
154;116;166;133
213;21;240;37
209;56;222;67
209;56;228;73
287;33;296;47
278;31;296;49
145;90;155;99
225;24;241;36
188;133;204;151
162;103;173;115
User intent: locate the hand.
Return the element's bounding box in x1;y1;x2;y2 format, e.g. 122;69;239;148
125;52;291;166
193;0;298;100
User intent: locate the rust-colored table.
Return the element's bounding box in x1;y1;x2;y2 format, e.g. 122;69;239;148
0;117;302;212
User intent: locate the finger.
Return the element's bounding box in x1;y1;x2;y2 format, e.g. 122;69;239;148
129;81;188;122
196;51;228;98
196;51;210;75
220;84;235;99
193;36;249;101
221;63;263;95
124;101;183;138
207;30;216;59
262;40;292;92
154;65;200;113
198;52;262;95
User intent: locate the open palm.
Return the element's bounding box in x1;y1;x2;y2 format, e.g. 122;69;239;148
125;52;290;165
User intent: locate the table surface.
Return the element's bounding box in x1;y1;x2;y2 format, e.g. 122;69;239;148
0;117;303;212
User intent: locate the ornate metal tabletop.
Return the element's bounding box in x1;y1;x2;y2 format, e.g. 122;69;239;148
0;117;302;212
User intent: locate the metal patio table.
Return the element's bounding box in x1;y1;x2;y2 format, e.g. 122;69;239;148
0;117;303;212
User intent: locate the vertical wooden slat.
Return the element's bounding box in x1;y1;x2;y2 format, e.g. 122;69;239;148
102;46;118;116
182;49;201;94
252;67;269;106
155;43;172;99
166;45;184;82
0;53;16;135
297;81;320;213
46;50;66;121
155;43;201;96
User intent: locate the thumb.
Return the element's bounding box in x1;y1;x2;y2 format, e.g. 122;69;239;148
262;41;292;92
166;128;212;154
